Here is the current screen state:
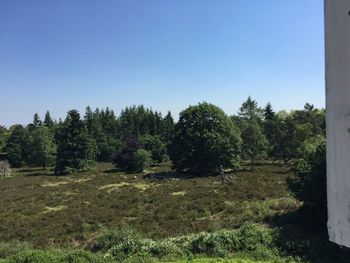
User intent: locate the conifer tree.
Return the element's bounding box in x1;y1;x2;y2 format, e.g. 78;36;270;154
163;111;175;144
238;96;264;120
55;110;97;175
43;111;55;130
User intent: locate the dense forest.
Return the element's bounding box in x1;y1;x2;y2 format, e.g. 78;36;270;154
0;97;325;174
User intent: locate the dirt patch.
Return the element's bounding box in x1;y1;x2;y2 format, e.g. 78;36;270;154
41;181;69;187
171;191;187;196
42;205;67;214
98;182;156;193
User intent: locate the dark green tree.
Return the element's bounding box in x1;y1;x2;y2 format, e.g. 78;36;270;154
264;102;275;121
0;125;9;153
84;106;120;161
6;125;29;167
55;110;97;175
119;105;164;137
140;134;167;163
162;111;175;145
289;136;326;228
274;116;297;163
97;136;121;162
113;137;143;171
43;111;55;131
241;120;268;170
263;103;278;158
170;102;241;175
27;126;56;169
33;113;42;127
238;96;264;120
134;149;152;172
28;113;42;131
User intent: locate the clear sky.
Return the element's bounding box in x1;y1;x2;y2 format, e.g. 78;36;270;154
0;0;324;127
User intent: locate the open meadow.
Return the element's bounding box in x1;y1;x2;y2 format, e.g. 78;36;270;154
0;162;349;262
0;162;297;247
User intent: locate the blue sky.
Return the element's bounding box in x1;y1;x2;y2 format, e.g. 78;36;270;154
0;0;324;127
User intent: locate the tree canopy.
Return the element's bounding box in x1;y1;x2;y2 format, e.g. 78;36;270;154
170;102;241;175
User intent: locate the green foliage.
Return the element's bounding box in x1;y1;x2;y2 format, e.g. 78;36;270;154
170;102;241;175
5;249;110;263
6;125;29;167
240;120;268;169
187;223;276;258
273;116;297;164
55;110;97;175
97;137;121;162
43;111;55;131
238;96;264;120
134;149;152;172
140;135;167;163
289;136;327;227
119;105;164;138
113;137;143;171
84;106;120;162
28;113;42;131
0;125;10;153
100;224;279;262
162;111;175;144
0;241;33;259
264;103;275;121
91;228;142;253
27;126;56;169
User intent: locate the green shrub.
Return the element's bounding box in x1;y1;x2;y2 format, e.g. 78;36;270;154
289;136;327;229
187;223;276;258
9;249;62;263
104;240;142;261
236;223;275;252
140;135;168;163
91;227;143;253
7;249;110;263
134;149;152;172
0;241;33;259
102;224;279;261
140;239;185;259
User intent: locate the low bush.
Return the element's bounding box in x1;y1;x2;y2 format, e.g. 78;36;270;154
0;241;32;259
3;249;110;263
134;149;152;172
96;223;280;262
90;227;143;253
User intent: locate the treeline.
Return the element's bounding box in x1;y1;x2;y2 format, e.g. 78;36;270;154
0;97;325;175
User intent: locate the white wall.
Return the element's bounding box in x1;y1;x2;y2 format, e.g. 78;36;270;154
325;0;350;248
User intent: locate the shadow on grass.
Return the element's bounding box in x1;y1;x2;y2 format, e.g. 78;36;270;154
269;207;350;263
17;168;45;173
143;171;196;181
25;172;54;177
103;168;137;175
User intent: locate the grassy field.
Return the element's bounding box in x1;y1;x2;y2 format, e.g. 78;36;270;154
0;162;297;247
0;162;349;262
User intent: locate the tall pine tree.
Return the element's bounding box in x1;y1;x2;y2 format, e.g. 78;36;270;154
55;110;97;175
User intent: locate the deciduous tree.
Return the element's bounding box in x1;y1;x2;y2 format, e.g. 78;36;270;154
170;102;241;175
241;120;268;169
